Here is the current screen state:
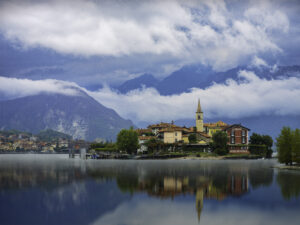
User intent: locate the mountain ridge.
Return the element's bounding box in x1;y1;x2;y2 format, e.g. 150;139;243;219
0;90;134;141
116;64;300;95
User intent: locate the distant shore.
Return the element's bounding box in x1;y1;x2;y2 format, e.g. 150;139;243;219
272;165;300;170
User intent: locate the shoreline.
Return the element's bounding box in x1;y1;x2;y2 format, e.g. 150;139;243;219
272;165;300;170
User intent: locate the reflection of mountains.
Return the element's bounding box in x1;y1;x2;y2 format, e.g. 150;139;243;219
2;157;288;225
0;161;86;190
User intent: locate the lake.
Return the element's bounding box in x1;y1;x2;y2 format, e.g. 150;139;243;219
0;154;299;225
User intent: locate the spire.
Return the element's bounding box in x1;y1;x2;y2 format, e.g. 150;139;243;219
196;99;202;113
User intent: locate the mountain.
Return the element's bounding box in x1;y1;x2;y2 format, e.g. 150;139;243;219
117;65;300;95
0;89;134;141
116;73;159;93
36;129;72;142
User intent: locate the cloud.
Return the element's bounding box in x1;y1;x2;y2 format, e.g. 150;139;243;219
92;196;300;225
1;70;300;125
250;56;268;68
0;77;81;99
0;0;290;71
88;70;300;123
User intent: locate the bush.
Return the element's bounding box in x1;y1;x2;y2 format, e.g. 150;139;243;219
249;144;267;156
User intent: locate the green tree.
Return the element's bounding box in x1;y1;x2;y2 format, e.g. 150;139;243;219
262;135;273;158
188;133;197;143
145;138;164;153
249;133;273;158
276;127;293;165
211;131;228;155
116;127;139;154
292;128;300;164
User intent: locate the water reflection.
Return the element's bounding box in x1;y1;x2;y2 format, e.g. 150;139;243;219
277;170;300;200
0;155;299;225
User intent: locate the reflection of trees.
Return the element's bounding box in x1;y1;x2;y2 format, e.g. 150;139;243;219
117;175;139;194
1;158;277;223
277;170;300;200
249;163;274;189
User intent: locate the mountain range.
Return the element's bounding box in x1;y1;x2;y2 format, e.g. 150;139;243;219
0;88;134;141
115;64;300;95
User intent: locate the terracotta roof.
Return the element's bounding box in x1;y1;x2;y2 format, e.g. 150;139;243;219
158;127;185;133
136;128;152;135
138;136;154;140
148;122;181;129
204;121;228;128
197;132;211;138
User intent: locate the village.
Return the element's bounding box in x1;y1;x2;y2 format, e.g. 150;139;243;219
136;99;250;155
0;131;87;153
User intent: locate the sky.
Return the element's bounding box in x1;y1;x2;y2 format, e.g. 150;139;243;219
0;0;300;125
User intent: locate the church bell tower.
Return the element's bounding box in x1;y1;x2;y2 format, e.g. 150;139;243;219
196;99;203;132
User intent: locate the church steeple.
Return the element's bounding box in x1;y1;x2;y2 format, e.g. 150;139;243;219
196;99;204;132
196;99;202;113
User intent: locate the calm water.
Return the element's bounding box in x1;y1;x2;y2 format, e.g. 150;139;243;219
0;155;300;225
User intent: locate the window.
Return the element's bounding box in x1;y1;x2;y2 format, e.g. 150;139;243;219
231;129;235;136
175;132;177;136
242;136;246;144
231;137;235;144
198;115;201;120
242;130;246;136
175;138;178;142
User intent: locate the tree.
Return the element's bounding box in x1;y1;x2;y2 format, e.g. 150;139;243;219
188;134;197;143
116;127;139;154
262;135;273;158
292;129;300;164
277;127;293;165
145;138;164;153
210;131;228;155
249;133;273;158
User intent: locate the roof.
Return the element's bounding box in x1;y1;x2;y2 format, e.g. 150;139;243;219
138;136;154;140
136;128;152;135
148;122;181;129
158;127;185;133
223;124;250;131
204;121;228;128
197;132;211;138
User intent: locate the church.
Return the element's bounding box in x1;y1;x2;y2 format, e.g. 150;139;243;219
137;99;250;153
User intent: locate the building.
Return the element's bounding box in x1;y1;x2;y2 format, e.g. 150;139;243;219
224;124;250;153
137;136;153;153
137;99;250;153
204;121;228;137
158;127;184;143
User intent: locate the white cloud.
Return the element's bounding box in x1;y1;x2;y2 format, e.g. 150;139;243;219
0;0;289;71
1;71;300;125
88;70;300;123
250;56;268;68
0;77;81;99
92;197;300;225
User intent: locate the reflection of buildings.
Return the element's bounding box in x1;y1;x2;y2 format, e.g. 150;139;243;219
228;174;248;196
134;173;249;223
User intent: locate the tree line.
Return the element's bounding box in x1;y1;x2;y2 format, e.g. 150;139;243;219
277;127;300;165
